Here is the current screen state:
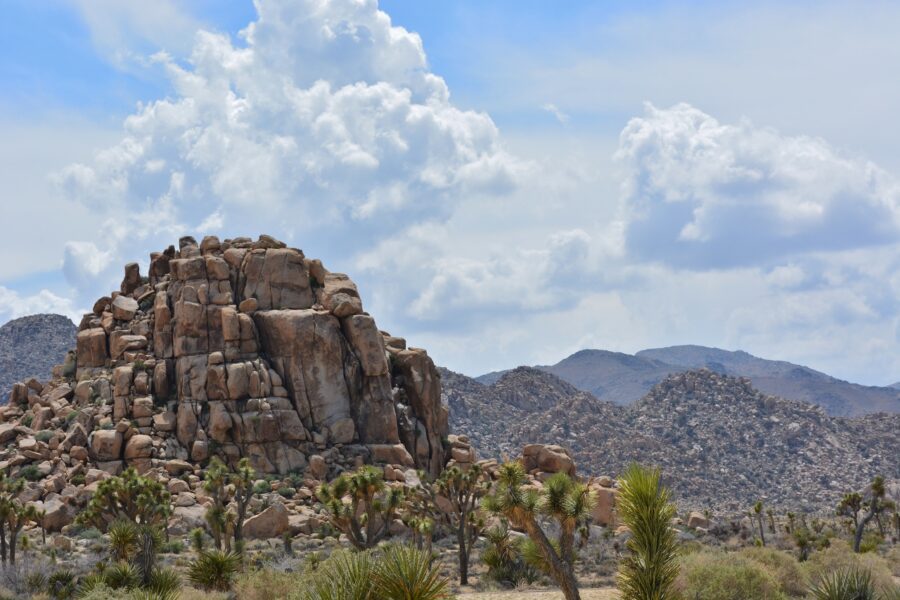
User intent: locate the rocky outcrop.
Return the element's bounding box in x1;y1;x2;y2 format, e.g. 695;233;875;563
3;235;449;483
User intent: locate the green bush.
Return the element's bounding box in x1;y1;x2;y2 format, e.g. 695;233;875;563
740;546;808;597
252;480;271;495
675;550;786;599
276;486;296;499
35;430;55;443
19;465;43;481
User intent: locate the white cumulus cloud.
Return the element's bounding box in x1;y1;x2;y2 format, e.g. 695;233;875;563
56;0;522;298
615;102;900;268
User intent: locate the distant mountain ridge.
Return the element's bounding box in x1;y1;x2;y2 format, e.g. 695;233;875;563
0;314;76;401
476;345;900;416
446;366;900;512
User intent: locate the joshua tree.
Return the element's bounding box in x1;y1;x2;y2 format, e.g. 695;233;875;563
202;457;257;554
317;465;405;550
431;464;490;585
483;461;594;600
78;467;171;530
616;464;679;600
752;501;766;546
766;508;775;533
3;501;37;565
848;476;890;553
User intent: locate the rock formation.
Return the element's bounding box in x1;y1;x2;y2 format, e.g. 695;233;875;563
5;235;449;486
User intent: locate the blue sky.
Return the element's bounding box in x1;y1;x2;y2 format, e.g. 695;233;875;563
2;0;900;386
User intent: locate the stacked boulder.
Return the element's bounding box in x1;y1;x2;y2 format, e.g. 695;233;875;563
1;235;451;530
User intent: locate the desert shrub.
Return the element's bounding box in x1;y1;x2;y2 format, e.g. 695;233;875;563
178;588;230;600
252;480;271;495
804;540;895;591
104;562;141;590
675;550;786;599
298;549;373;600
34;430;55;443
159;540;184;554
740;546;808;597
70;473;86;486
233;568;302;600
276;486;296;499
887;546;900;576
19;465;42;482
186;550;242;592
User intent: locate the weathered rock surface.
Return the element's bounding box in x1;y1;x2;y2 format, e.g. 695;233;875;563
0;234;451;540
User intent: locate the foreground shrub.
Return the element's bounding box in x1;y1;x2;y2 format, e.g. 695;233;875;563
740;546;807;597
186;550;242;592
809;568;877;600
804;541;895;591
234;568;302;600
295;545;451;600
675;550;785;599
371;544;451;600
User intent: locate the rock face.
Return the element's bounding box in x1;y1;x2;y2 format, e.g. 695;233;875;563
5;235;448;478
0;314;76;402
445;367;900;513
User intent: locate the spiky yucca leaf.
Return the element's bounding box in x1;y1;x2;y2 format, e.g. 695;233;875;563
108;519;139;562
809;568;877;600
104;561;141;590
187;550;242;592
147;567;182;596
372;544;451;600
300;549;374;600
616;464;679;600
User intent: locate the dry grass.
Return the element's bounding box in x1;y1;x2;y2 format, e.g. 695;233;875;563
458;589;619;599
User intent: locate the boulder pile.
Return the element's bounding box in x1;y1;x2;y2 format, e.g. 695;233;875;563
1;234;452;532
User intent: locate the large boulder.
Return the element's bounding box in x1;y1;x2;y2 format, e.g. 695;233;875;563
243;502;290;539
89;430;122;461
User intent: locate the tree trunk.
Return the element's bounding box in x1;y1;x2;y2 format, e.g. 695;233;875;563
757;515;766;546
854;507;877;553
0;526;6;563
9;531;17;565
457;524;469;585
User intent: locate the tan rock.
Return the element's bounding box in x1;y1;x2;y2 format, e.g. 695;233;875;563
76;328;108;368
124;434;153;460
687;511;710;529
243;502;290;539
112;295;139;321
89;430;122;461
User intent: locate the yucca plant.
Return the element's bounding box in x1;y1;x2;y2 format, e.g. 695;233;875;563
146;567;182;597
372;544;451;600
615;463;679;600
299;549;374;600
104;561;141;590
186;549;242;592
809;567;877;599
483;461;594;600
481;522;538;587
45;569;76;599
108;519;139;562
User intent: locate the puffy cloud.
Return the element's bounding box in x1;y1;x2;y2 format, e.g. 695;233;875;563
616;103;900;268
0;287;80;324
56;0;521;298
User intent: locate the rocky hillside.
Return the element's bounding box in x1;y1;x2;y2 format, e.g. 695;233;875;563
0;314;76;401
0;234;479;535
446;367;900;513
479;346;900;416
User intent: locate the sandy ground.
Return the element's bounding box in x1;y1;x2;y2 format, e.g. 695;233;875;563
457;589;619;599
